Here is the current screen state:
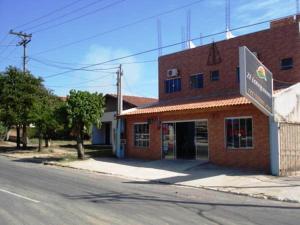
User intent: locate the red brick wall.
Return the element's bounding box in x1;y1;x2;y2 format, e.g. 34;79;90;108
124;105;270;172
159;18;300;101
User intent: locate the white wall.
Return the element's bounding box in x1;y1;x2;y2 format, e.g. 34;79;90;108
274;83;300;123
91;111;117;154
270;83;300;175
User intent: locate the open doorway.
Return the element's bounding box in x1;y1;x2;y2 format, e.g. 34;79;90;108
176;122;195;159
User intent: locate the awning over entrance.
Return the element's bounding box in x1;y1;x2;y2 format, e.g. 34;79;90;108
122;94;251;116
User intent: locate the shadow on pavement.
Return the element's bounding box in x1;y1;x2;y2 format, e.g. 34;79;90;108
62;191;300;209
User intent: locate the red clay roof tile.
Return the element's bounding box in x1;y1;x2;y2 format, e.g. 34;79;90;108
122;95;251;116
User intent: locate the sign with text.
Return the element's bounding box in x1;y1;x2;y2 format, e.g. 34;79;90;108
239;46;273;116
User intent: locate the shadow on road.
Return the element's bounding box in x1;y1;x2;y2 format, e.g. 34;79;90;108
62;191;300;210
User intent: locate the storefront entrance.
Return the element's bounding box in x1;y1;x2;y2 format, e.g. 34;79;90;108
162;121;209;160
176;122;195;159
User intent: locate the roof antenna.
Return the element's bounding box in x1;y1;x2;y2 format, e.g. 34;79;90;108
157;18;162;57
225;0;234;39
186;9;191;49
199;33;203;46
297;0;299;15
181;26;186;50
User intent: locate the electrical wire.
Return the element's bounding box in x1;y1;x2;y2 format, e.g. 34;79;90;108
13;0;86;30
31;0;126;34
30;57;118;72
47;83;115;89
30;57;157;66
0;37;18;57
25;0;107;32
42;13;299;79
273;78;297;85
31;0;206;56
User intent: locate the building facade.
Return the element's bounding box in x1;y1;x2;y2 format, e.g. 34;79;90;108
121;16;300;173
92;94;156;152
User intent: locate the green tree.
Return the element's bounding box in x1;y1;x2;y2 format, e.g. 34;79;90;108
0;121;7;141
66;90;105;159
29;90;64;151
0;66;44;149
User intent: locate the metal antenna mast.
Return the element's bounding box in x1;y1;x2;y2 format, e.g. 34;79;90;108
186;9;191;49
297;0;299;14
199;33;203;46
9;30;32;74
225;0;230;32
157;19;162;57
181;26;186;50
225;0;233;39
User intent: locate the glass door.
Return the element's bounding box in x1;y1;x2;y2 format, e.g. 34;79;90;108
162;123;176;159
195;121;209;160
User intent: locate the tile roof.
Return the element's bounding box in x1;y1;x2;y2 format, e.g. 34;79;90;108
106;94;157;107
122;95;251;116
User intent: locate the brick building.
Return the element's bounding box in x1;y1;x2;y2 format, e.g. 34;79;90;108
121;16;300;173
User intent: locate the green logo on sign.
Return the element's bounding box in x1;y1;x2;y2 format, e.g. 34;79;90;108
256;66;267;81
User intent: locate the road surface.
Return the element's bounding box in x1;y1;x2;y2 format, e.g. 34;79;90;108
0;156;299;225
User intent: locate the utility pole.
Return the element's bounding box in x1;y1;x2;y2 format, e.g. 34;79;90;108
115;64;123;158
9;30;32;75
9;30;32;149
117;64;123;117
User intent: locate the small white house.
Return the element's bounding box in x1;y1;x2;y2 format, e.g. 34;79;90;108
92;94;156;154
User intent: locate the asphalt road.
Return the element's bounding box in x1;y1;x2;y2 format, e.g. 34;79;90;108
0;156;299;225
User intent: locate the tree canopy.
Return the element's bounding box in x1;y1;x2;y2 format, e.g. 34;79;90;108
0;66;44;148
66;90;105;159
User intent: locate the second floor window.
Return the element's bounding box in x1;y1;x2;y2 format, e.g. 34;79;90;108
190;74;204;89
281;57;293;70
210;70;220;81
165;78;181;93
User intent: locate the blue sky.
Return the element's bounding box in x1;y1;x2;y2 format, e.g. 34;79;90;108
0;0;297;98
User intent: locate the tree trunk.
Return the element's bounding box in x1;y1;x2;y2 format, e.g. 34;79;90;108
76;134;84;159
38;132;42;152
45;135;50;148
16;125;20;149
22;124;28;149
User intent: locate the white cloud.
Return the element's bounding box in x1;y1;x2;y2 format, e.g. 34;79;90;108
234;0;296;24
71;45;143;96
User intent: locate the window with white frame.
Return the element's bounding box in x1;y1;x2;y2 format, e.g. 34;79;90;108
225;117;253;148
134;123;149;148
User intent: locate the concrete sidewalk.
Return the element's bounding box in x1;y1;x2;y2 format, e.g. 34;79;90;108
53;158;300;203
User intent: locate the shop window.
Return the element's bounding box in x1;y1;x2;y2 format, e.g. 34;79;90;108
165;78;181;93
210;70;219;81
225;117;253;149
281;58;293;70
134;123;149;148
190;74;203;89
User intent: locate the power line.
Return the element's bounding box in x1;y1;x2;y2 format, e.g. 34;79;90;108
13;0;86;30
30;56;157;66
31;0;206;56
273;78;297;85
46;73;114;88
31;0;126;34
25;0;107;32
42;13;298;79
0;38;18;57
47;83;116;89
30;57;118;72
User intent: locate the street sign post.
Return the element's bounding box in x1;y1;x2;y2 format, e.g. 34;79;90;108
239;46;273;116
